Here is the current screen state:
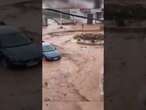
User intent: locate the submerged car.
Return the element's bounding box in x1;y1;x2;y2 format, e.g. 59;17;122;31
42;42;61;61
0;26;42;68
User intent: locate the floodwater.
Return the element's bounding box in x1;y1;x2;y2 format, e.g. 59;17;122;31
43;26;104;110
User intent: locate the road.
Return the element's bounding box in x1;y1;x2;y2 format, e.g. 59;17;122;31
43;27;103;110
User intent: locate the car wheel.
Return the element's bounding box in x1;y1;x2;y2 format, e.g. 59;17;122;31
57;56;61;60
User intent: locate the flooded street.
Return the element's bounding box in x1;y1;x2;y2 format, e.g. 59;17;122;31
43;25;103;110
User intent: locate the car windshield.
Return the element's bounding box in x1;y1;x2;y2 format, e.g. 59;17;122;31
0;32;32;48
43;45;56;52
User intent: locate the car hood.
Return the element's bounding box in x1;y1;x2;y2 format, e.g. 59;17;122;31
43;50;60;58
3;44;41;61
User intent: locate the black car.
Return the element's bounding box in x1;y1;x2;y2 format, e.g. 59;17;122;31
0;26;42;68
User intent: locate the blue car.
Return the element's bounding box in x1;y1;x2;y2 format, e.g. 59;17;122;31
42;42;61;61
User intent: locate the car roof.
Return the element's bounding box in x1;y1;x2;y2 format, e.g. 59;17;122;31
0;26;18;35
